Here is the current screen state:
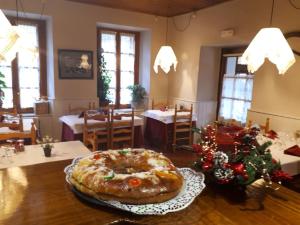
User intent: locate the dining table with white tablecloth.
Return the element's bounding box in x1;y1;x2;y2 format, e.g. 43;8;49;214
0;141;90;169
143;109;197;150
59;114;144;147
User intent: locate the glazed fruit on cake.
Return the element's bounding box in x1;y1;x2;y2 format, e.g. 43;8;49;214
70;149;183;204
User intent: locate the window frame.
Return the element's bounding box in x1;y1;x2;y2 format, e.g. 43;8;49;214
4;16;47;113
97;27;139;108
216;46;253;122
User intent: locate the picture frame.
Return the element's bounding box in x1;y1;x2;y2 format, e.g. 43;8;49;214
58;49;93;79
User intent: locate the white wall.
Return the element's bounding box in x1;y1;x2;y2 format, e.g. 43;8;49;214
168;0;300;128
0;0;169;138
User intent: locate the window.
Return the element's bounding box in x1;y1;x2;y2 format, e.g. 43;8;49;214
97;28;139;108
0;17;47;113
217;48;254;123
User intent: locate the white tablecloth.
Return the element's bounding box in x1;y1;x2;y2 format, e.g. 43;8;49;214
257;132;300;176
143;109;197;124
0;141;90;169
59;114;144;134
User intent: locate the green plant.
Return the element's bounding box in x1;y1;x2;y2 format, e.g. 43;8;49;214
0;71;7;103
97;50;111;104
127;84;147;104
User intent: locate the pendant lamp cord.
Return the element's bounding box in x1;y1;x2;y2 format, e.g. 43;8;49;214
16;0;19;25
166;17;168;45
172;13;194;32
269;0;275;26
17;0;46;20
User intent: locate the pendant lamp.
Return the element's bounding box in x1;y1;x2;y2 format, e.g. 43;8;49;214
240;0;295;75
153;17;178;74
0;0;41;63
0;9;20;62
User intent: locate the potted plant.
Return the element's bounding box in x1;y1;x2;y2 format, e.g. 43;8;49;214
37;135;57;157
0;71;7;108
127;84;147;109
97;49;111;107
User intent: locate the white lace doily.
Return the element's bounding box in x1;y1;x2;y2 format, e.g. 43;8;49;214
64;157;205;215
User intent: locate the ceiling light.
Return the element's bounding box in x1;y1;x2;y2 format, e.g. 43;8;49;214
153;46;177;73
153;17;178;74
240;0;295;74
0;9;20;62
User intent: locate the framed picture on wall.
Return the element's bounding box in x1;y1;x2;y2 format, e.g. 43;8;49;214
58;49;93;79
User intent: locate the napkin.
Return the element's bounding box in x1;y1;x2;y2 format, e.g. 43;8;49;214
284;145;300;157
264;130;278;139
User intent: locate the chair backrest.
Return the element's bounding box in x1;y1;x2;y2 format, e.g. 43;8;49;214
247;118;270;133
0;116;37;144
83;111;110;133
109;104;131;110
68;102;96;114
110;108;134;149
173;104;193;149
173;104;193;125
151;99;168;110
0;112;23;132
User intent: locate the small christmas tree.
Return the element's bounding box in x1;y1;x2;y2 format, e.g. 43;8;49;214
193;123;291;185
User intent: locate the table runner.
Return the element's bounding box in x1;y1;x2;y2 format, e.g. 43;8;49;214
0;141;90;169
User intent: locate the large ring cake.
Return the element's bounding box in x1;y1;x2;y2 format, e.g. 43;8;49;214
69;149;183;204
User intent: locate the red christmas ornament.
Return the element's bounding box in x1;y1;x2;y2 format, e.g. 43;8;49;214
231;163;245;175
202;162;213;171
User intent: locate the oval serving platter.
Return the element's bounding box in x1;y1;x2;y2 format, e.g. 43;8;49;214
64;156;205;215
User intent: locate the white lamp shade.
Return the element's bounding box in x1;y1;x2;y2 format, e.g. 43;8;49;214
0;9;20;62
153;46;178;74
240;28;295;75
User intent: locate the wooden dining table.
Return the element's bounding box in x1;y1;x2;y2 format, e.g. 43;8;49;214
1;150;300;225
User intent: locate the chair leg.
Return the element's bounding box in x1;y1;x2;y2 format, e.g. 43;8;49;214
93;142;97;152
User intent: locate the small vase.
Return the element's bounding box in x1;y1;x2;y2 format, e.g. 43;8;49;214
43;147;52;157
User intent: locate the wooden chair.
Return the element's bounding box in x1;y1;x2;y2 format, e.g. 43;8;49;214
109;104;130;110
151;99;168;110
0;112;37;144
247;117;270;133
110;108;134;149
172;104;193;151
68;102;96;114
83;111;110;151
